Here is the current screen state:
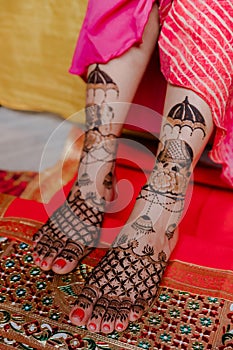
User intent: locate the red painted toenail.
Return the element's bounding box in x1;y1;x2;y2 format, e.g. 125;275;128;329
103;324;110;331
132;314;138;320
88;323;96;331
41;261;48;267
35;257;40;263
53;258;66;269
33;252;37;257
71;308;85;321
116;323;124;331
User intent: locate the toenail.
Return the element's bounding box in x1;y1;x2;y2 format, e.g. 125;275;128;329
116;323;124;331
35;257;40;263
71;308;85;321
132;313;138;320
103;324;110;331
88;323;96;331
33;252;37;257
41;261;48;267
53;258;66;269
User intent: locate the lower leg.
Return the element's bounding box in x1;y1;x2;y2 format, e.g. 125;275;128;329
70;84;214;333
32;4;160;274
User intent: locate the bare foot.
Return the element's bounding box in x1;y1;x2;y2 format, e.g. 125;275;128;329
33;116;117;274
32;187;106;274
69;138;192;333
69;238;171;333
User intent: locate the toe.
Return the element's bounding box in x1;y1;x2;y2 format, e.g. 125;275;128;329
101;299;120;334
129;297;147;322
69;285;100;326
52;239;84;274
115;298;131;332
32;227;44;246
87;296;109;333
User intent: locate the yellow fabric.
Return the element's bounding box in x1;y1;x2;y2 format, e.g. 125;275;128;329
0;0;87;120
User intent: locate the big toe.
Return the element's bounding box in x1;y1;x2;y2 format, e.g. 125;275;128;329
52;239;85;274
69;285;100;326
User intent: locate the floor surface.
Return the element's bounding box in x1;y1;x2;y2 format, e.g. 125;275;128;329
0;107;74;172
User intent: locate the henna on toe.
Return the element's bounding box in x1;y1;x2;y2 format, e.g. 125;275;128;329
32;66;120;274
101;299;120;334
52;239;87;274
69;285;100;326
129;297;148;322
69;243;167;333
114;298;132;332
32;188;105;274
87;296;109;332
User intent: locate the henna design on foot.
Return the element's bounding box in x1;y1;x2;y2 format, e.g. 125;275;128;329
69;96;207;334
70;242;168;332
132;138;193;239
33;65;120;274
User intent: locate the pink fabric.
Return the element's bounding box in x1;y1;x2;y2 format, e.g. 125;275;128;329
69;0;233;187
158;0;233;187
69;0;156;77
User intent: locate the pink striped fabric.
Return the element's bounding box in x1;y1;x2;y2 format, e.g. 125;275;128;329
158;0;233;186
69;0;233;186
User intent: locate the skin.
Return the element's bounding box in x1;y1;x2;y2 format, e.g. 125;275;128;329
69;86;213;333
32;3;159;274
33;3;214;334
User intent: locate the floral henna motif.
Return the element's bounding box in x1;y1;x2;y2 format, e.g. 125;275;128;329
165;223;177;240
74;285;99;311
131;139;194;237
102;299;120;324
90;296;110;320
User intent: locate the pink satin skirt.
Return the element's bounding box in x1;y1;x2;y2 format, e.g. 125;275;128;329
70;0;233;187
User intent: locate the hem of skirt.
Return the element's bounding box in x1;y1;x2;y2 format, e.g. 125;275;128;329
69;1;155;81
68;36;142;80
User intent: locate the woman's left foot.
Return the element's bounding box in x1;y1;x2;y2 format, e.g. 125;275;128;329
69;137;192;333
69;236;172;334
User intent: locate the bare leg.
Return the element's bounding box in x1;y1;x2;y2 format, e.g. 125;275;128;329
32;4;160;274
69;84;214;333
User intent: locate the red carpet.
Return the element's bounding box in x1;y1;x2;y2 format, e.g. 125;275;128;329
0;140;232;349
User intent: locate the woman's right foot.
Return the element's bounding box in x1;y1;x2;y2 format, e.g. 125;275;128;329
33;105;118;274
32;187;106;274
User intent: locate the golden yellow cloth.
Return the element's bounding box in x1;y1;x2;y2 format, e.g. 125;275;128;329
0;0;87;119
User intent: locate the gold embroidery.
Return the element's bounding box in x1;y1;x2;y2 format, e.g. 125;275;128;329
0;218;42;244
162;260;233;300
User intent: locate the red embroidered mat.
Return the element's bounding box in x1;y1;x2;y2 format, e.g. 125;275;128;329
0;141;233;349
